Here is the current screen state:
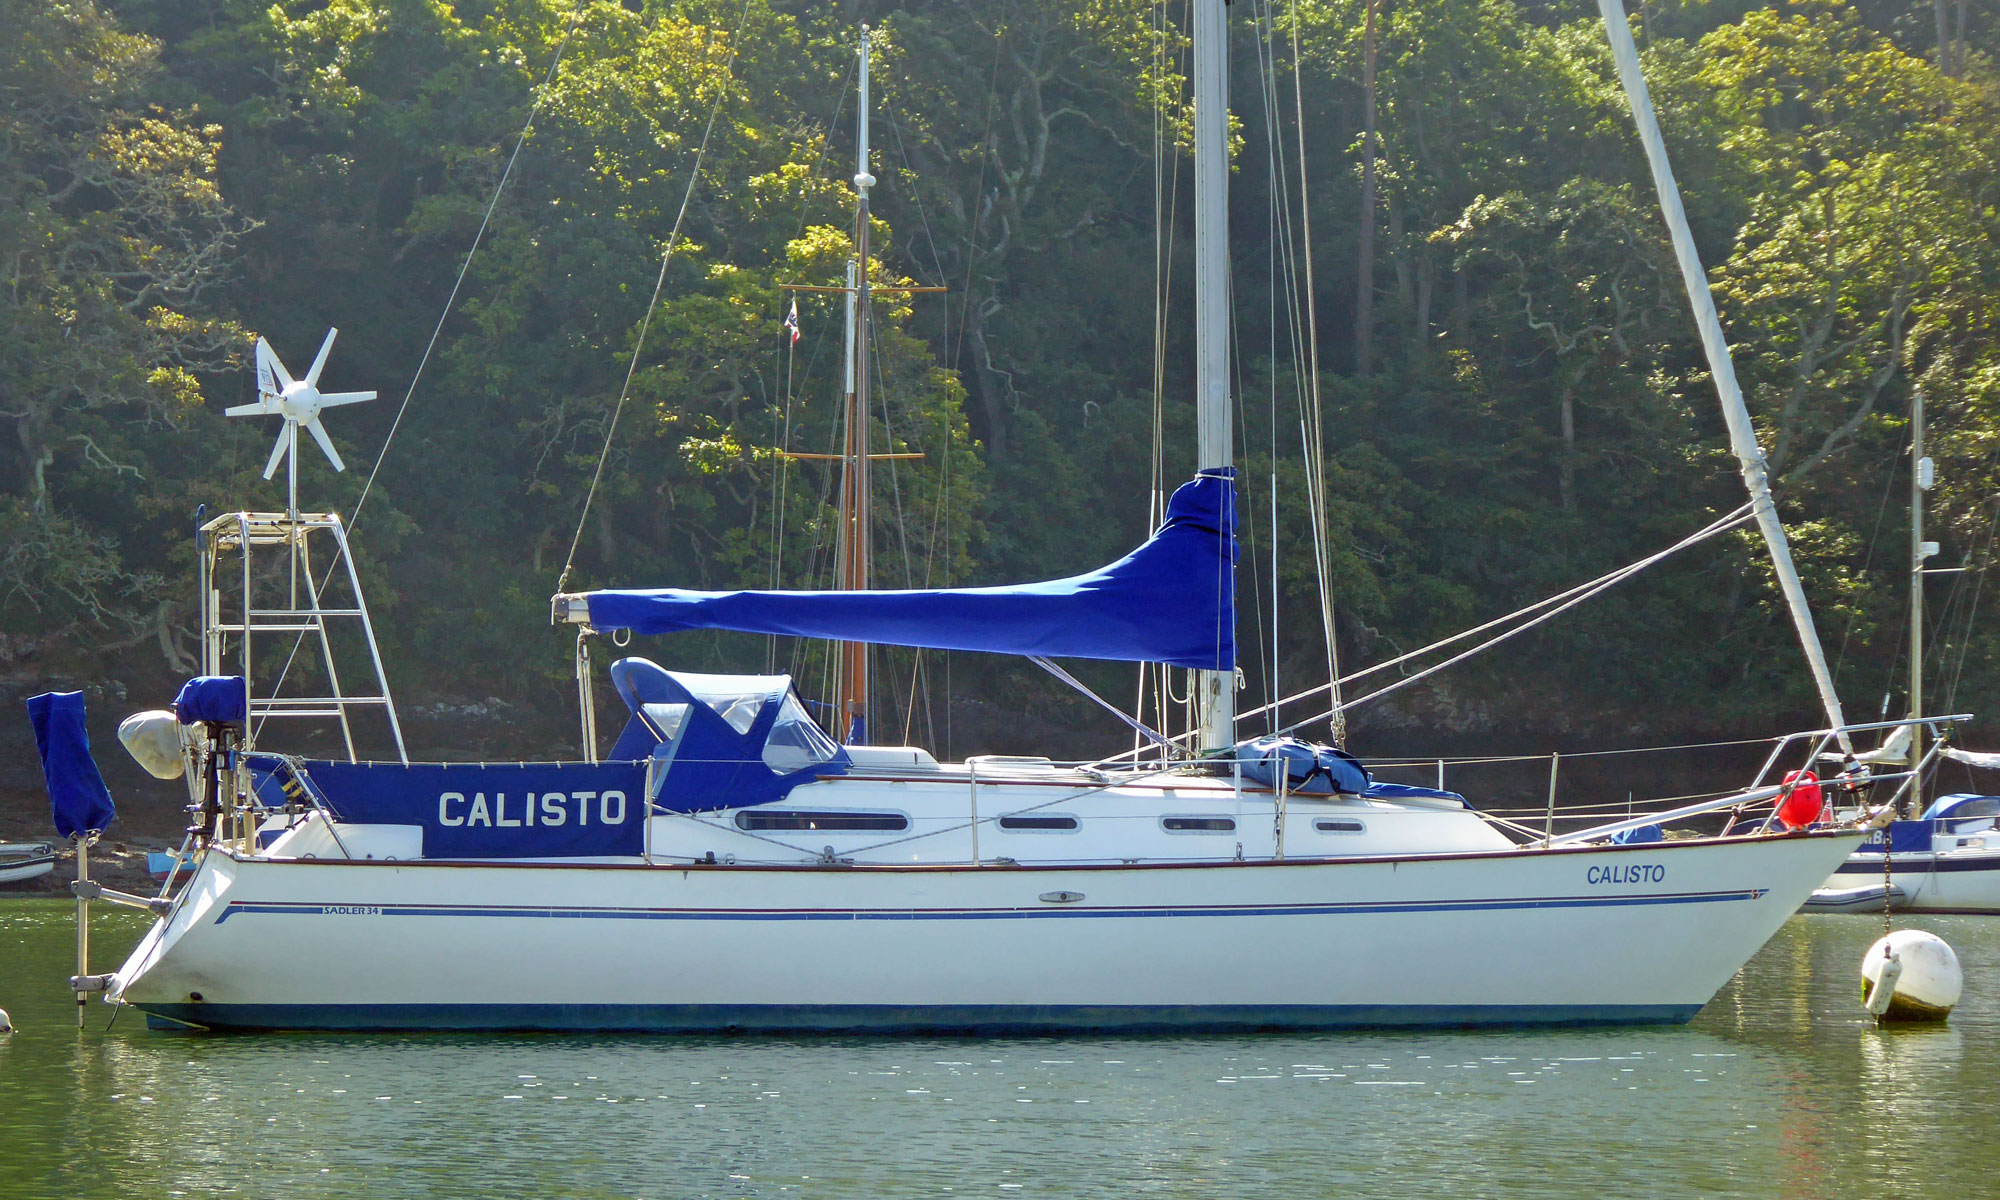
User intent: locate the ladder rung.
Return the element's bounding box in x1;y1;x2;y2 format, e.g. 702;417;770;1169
247;608;365;618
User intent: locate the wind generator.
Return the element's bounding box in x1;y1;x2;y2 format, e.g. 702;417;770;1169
229;328;377;519
206;327;407;763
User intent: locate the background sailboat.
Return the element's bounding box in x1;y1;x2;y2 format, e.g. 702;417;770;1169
1805;388;2000;914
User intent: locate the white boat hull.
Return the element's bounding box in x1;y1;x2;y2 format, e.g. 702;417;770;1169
1813;850;2000;914
0;854;55;885
110;830;1859;1031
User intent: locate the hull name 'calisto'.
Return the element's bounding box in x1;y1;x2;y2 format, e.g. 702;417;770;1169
1586;863;1665;886
437;790;628;828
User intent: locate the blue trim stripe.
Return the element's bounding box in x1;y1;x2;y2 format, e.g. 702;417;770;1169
1835;855;2000;875
213;888;1768;926
140;1000;1707;1034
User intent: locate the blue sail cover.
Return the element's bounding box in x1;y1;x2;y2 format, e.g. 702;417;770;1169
26;691;117;838
583;470;1237;671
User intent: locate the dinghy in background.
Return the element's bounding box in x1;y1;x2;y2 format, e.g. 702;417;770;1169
0;843;56;885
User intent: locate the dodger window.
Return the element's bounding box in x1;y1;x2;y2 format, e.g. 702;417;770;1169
762;694;842;774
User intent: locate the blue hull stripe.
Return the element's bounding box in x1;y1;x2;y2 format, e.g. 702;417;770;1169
213;889;1768;926
1834;856;2000;874
139;1001;1705;1034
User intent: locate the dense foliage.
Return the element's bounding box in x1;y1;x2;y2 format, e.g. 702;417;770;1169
6;0;2000;756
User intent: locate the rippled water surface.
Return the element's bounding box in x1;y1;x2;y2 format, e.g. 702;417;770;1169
3;900;1997;1199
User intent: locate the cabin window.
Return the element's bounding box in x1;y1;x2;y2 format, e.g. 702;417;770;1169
1162;816;1234;833
999;814;1079;832
761;694;843;774
735;810;907;832
1315;818;1366;835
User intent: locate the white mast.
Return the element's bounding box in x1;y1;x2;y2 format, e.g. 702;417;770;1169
1595;1;1853;752
1194;0;1235;753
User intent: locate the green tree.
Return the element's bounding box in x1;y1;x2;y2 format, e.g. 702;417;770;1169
0;0;251;657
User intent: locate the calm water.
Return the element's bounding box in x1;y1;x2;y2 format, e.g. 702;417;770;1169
2;901;1996;1199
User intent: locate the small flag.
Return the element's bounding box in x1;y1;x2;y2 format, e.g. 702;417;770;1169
784;299;801;345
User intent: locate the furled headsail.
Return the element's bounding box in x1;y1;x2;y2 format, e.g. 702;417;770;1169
557;470;1237;671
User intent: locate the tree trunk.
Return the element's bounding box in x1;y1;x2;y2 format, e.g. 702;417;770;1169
1934;0;1955;76
964;296;1010;460
1413;248;1434;356
1953;0;1967;78
1388;192;1412;311
14;405;54;509
1354;0;1380;378
1558;377;1576;514
1451;266;1470;344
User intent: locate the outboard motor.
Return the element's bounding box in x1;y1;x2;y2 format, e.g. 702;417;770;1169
174;676;249;849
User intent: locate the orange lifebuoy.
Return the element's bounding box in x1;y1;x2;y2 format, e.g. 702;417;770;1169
1776;769;1825;829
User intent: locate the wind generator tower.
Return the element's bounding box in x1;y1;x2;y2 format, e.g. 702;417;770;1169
209;328;407;763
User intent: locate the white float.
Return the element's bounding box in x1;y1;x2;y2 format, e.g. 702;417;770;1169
1862;929;1962;1021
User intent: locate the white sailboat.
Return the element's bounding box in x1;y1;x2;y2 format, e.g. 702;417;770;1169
93;5;1878;1032
1804;388;2000;914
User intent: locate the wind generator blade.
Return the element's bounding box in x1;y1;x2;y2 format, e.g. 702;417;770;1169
225;399;279;416
304;327;338;386
316;390;377;408
262;428;291;480
303;417;346;472
256;338;293;392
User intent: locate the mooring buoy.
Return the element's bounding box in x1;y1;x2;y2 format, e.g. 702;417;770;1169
1862;929;1962;1022
0;1006;13;1033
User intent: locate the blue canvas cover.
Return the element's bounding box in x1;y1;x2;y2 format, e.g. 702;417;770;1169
1236;737;1469;806
175;675;247;725
604;659;849;814
1360;781;1471;808
1611;823;1665;844
582;470;1237;671
1919;793;2000;826
250;756;647;859
1860;820;1936;855
1237;736;1372;796
26;691;117;838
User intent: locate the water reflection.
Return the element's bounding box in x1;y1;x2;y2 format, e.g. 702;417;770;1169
3;902;1997;1200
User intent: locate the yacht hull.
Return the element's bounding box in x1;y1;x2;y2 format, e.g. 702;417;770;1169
110;830;1860;1032
1813;850;2000;914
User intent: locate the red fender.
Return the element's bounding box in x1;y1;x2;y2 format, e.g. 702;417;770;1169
1776;769;1826;830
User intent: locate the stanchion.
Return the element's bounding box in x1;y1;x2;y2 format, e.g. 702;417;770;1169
73;833;90;1029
